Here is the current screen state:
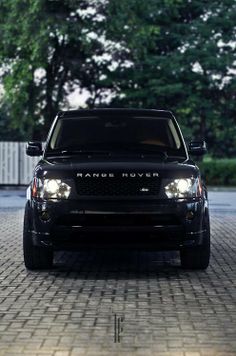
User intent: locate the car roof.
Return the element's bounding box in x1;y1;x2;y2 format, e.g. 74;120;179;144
57;108;175;119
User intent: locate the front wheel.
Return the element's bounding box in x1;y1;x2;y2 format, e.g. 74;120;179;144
23;204;53;270
180;213;210;270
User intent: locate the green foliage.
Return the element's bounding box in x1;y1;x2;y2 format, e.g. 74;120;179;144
198;159;236;186
0;0;235;157
0;103;24;140
103;0;236;157
0;0;111;139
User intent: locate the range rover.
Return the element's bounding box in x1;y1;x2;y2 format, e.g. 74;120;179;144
23;109;210;270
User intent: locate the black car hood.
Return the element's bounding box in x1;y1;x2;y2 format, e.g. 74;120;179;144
35;156;199;179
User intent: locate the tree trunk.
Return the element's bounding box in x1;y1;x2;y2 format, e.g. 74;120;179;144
44;65;56;136
199;112;206;140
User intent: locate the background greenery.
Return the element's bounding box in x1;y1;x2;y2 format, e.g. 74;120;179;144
0;1;235;164
198;158;236;186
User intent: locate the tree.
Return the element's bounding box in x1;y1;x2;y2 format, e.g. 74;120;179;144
0;0;112;139
0;104;22;140
0;0;235;157
102;0;236;156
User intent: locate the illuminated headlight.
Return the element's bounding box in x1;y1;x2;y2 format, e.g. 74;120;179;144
43;179;71;199
165;178;202;199
32;178;71;199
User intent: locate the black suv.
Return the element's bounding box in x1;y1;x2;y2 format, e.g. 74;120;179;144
23;109;210;270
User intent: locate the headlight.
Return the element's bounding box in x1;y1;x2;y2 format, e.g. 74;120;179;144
165;178;202;199
32;178;71;199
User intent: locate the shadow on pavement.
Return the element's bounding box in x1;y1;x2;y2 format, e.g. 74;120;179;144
46;249;198;278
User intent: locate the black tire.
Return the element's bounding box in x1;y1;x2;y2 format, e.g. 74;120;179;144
180;213;210;270
23;204;53;270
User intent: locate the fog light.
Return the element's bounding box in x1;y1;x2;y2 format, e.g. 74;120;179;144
186;211;194;220
40;210;50;221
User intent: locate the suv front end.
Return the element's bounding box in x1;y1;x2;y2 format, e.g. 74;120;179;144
23;109;210;270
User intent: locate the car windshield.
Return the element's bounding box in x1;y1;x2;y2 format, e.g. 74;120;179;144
47;115;186;157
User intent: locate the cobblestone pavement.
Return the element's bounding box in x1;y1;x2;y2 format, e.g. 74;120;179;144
0;208;235;356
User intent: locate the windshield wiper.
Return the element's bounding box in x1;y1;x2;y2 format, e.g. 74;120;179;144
46;144;172;159
117;144;168;159
166;155;186;160
46;148;112;156
132;150;168;159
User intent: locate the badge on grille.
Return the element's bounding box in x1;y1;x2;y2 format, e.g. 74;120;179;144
140;187;150;192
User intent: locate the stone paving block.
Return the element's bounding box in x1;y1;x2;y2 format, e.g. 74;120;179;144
0;209;235;355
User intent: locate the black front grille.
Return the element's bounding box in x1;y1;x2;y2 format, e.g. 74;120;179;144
76;177;161;196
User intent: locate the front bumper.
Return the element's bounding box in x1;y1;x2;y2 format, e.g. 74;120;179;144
27;198;207;250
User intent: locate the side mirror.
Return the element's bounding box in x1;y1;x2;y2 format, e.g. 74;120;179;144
26;142;43;156
188;140;207;156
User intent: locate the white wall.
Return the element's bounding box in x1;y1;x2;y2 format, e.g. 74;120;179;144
0;142;40;185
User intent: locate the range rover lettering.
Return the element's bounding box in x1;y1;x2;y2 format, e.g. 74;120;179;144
23;109;210;270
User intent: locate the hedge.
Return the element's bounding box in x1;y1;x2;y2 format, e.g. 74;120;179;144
198;159;236;186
